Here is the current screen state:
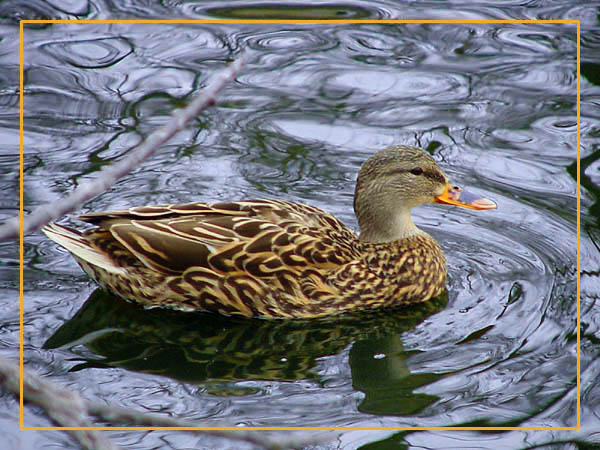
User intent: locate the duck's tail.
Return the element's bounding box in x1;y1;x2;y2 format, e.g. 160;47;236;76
42;223;126;275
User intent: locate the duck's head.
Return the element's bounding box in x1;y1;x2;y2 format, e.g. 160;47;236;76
354;145;495;243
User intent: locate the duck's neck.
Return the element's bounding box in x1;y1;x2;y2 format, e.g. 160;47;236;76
358;207;425;243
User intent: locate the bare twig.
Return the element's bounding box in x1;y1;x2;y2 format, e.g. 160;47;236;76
88;401;334;449
5;52;335;449
0;355;118;450
0;53;248;242
0;356;335;450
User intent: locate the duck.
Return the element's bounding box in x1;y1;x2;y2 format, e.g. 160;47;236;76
43;145;496;319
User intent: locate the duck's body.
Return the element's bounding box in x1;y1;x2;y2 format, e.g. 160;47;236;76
43;146;495;319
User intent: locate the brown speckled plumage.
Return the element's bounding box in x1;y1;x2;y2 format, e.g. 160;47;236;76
43;145;494;319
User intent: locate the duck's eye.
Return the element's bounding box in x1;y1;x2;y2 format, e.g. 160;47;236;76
410;167;424;176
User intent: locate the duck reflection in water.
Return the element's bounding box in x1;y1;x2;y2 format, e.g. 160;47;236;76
45;288;447;413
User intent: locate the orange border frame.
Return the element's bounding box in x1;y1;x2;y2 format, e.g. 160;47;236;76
19;19;581;432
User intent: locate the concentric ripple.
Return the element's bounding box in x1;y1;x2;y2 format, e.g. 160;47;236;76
39;36;133;69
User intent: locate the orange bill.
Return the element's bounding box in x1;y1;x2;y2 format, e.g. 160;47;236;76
434;184;497;210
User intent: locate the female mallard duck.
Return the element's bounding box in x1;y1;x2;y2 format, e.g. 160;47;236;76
43;145;495;319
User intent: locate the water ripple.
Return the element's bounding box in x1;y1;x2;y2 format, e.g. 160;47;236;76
332;70;469;102
203;3;376;20
40;36;132;68
248;28;332;52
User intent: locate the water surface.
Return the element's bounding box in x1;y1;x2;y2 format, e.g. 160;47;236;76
1;3;598;450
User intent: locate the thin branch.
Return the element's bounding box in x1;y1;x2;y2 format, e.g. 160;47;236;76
4;51;334;449
0;355;118;450
0;53;248;242
0;356;335;450
88;401;334;449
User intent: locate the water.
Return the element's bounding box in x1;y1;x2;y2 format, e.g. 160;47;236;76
1;2;598;449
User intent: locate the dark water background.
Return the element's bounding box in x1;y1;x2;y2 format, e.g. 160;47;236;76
1;1;599;449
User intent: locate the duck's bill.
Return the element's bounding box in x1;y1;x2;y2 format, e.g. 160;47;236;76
435;184;497;210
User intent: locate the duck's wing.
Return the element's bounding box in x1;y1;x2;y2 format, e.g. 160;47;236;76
77;199;359;277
